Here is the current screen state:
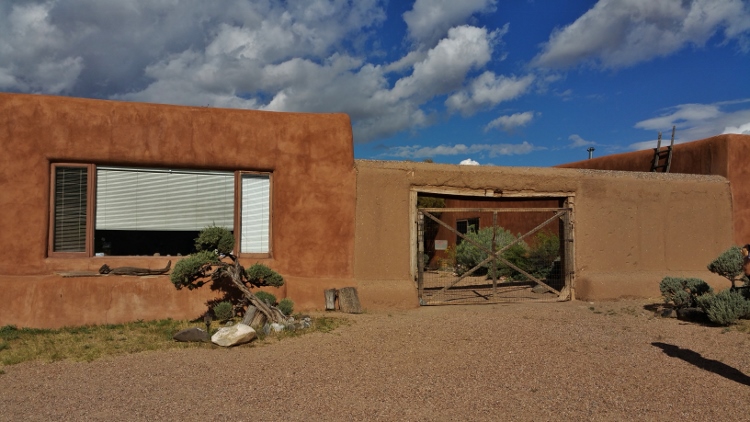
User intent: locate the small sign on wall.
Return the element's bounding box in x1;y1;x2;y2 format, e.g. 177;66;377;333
434;240;448;250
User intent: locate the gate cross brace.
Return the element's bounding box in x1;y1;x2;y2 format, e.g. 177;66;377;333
420;209;566;296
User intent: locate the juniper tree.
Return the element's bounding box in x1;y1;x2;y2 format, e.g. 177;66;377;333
170;226;287;324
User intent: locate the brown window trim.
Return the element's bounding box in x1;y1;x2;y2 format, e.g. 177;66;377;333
235;171;273;259
48;164;272;259
48;163;95;257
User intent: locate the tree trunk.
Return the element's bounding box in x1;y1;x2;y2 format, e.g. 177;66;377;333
225;261;284;324
324;289;337;311
338;287;362;314
241;305;257;325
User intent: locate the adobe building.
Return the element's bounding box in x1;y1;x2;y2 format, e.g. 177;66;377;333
0;93;736;328
558;133;750;245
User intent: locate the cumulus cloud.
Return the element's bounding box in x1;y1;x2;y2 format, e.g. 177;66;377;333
403;0;498;46
446;71;535;115
0;0;532;144
460;158;480;165
724;122;750;135
630;99;750;149
533;0;750;69
382;141;538;159
485;111;536;132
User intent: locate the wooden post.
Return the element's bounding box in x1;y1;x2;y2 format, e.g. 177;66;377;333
324;289;337;311
338;287;362;314
250;310;267;329
241;305;257;326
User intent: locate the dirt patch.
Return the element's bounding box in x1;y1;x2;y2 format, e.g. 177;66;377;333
2;299;750;421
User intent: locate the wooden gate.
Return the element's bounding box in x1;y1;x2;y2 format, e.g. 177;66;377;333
417;207;573;305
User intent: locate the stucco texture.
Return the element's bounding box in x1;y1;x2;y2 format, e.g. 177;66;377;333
354;160;733;303
559;134;750;245
0;93;356;327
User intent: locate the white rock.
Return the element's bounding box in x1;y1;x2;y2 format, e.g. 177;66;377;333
270;323;285;332
211;323;256;347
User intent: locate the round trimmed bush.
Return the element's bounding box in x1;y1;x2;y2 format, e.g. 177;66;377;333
278;298;294;316
254;291;277;306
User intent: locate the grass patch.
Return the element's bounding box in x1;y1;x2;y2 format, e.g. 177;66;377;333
0;315;346;367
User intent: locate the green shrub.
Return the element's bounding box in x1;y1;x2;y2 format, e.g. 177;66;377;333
696;289;750;326
707;246;744;283
527;231;560;280
212;301;234;321
246;263;284;288
659;277;713;309
254;291;278;306
170;250;220;289
194;226;235;256
455;226;528;279
278;298;294;316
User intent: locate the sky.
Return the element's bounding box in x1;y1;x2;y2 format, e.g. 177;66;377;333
1;0;749;167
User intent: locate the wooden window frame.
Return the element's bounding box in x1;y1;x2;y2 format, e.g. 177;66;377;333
48;163;95;257
48;164;273;259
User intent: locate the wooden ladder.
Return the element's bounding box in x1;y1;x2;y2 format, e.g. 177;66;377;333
651;126;675;172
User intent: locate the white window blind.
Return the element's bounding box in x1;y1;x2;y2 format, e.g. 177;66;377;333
241;174;270;253
96;167;234;231
53;166;88;252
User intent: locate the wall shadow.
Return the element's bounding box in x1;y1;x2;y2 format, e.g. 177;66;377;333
652;342;750;386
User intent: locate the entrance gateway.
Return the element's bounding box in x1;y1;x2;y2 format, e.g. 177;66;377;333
412;189;574;305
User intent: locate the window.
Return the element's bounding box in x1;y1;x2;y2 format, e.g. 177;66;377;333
49;164;271;257
50;165;91;254
240;173;270;254
456;217;479;245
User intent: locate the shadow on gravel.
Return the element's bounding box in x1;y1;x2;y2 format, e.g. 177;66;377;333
652;342;750;386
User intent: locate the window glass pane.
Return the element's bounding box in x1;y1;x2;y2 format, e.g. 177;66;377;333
96;167;234;231
241;174;270;253
53;167;88;252
95;167;234;256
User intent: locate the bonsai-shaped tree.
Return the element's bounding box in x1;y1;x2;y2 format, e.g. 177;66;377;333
170;226;287;324
707;245;749;290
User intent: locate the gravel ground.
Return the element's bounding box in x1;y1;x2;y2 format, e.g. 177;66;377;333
2;299;750;421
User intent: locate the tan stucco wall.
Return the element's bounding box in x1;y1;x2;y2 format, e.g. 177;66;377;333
354;160;734;304
559;134;750;245
0;93;357;327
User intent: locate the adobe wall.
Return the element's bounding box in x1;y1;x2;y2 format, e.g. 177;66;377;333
0;93;356;328
559;134;750;245
353;160;733;306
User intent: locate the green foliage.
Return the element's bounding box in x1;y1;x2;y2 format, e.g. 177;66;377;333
659;277;714;309
246;263;285;288
707;246;744;283
697;289;750;326
170;250;220;289
417;195;445;209
527;231;560;278
278;298;294;316
254;291;278;306
195;226;235;256
455;226;528;279
212;301;234;321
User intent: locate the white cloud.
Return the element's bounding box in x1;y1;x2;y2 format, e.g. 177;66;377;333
382;141;538;159
403;0;498;46
630;99;750;149
0;1;532;144
446;71;535;115
724;122;750;135
567;134;596;148
533;0;750;69
389;25;497;103
485;111;536;132
460;158;480;165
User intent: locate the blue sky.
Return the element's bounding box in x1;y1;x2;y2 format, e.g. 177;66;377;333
1;0;749;167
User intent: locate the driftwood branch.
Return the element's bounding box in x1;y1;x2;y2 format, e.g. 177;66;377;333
224;260;284;324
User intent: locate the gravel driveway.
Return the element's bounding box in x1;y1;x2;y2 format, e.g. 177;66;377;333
2;299;750;421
